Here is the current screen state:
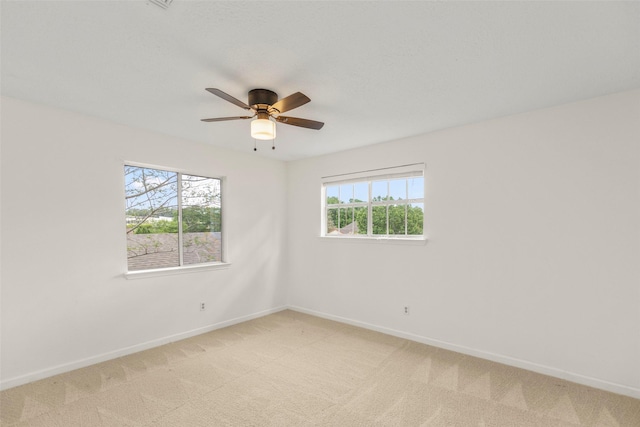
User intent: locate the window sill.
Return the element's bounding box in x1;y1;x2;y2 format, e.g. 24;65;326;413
318;236;428;245
124;262;231;280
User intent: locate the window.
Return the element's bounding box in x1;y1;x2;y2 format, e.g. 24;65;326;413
124;165;223;272
322;164;425;239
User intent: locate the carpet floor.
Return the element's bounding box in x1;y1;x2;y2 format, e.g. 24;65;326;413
1;310;639;426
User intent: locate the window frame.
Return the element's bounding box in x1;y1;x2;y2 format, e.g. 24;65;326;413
123;162;230;279
321;164;426;241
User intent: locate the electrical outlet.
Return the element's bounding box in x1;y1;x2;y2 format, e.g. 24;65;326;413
404;306;410;315
200;302;206;311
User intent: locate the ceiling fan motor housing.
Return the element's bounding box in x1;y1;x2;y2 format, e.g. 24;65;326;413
202;87;324;131
248;89;278;110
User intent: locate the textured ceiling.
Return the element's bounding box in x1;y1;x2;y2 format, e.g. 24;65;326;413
2;1;639;161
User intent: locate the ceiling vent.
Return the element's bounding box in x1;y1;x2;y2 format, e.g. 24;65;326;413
148;0;173;9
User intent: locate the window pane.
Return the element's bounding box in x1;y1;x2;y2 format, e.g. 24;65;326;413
408;203;424;235
182;175;222;265
389;179;406;201
388;204;406;235
372;205;387;235
125;166;179;271
327;208;339;234
326;185;339;205
372;180;388;201
338;207;355;234
323;170;424;239
408;177;424;200
354;206;367;235
339;184;353;204
354;182;368;203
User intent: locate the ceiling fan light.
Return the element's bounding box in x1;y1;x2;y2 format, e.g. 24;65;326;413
251;118;276;140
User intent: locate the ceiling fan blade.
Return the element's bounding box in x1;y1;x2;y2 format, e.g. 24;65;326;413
276;116;324;130
205;88;252;110
201;116;253;122
271;92;310;114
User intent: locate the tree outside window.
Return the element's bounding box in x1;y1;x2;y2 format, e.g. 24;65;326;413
125;165;222;271
324;173;424;238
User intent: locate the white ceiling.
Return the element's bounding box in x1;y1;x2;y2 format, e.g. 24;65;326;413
2;1;639;161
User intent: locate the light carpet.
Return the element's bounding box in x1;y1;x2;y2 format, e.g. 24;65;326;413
1;310;639;426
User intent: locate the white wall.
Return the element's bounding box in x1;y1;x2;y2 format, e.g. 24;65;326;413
0;97;289;388
286;90;640;397
2;91;639;398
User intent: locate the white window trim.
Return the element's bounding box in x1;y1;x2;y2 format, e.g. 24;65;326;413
321;163;424;184
123;161;228;277
321;163;426;240
317;235;427;245
124;262;231;280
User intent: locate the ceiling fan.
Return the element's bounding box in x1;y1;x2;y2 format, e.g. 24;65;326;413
201;88;324;143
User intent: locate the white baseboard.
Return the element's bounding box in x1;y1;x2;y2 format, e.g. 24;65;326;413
288;305;640;400
3;304;638;400
0;306;287;391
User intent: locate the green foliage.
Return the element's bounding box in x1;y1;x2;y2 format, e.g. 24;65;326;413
182;206;221;233
360;204;424;235
125;166;222;236
371;206;387;234
129;206;221;235
133;219;178;234
126;208;150;217
327;208;348;232
406;205;424;235
325;179;424;236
